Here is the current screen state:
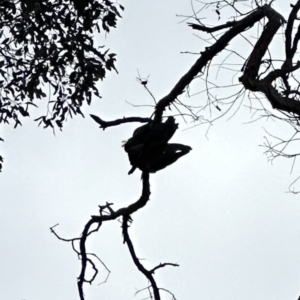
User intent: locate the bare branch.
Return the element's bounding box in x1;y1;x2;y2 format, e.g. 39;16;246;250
90;114;150;129
122;214;161;300
155;5;267;121
285;1;300;64
76;172;150;299
150;262;179;274
188;21;237;33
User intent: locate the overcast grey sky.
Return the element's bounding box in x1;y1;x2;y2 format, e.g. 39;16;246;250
1;1;300;300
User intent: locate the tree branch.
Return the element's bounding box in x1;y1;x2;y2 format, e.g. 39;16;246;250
154;5;267;121
90;114;150;129
285;1;300;64
150;262;179;274
238;5;300;116
187;21;236;33
122;214;161;300
241;6;285;78
76;172;150;300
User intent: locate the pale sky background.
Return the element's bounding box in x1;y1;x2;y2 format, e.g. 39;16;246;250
1;1;300;300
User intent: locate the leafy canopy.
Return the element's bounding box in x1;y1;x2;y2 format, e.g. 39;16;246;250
0;0;123;130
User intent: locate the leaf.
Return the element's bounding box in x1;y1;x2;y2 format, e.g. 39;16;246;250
93;9;101;19
2;38;9;44
69;71;77;83
26;102;38;108
65;12;71;26
87;91;92;105
56;120;63;129
90;114;104;126
62;106;68;115
15;48;22;56
42;73;49;83
76;107;84;117
53;84;59;95
111;6;121;18
44;119;53;128
14;119;22;128
102;19;110;32
19;106;29;117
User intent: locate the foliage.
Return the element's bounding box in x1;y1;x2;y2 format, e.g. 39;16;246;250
0;0;123;131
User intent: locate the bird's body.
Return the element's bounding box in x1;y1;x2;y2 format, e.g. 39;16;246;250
124;117;191;174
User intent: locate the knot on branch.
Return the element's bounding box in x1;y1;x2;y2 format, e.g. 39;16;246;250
124;117;192;174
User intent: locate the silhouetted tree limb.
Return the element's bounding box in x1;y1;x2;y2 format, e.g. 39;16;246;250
53;172;150;300
154;4;298;122
90;114;150;130
122;214;160;300
187;21;237;33
154;2;300;190
150;262;179;274
121;214;179;300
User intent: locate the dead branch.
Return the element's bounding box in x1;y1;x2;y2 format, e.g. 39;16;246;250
52;172;150;300
154;5;268;121
90;114;150;129
188;21;237;33
122;214;160;300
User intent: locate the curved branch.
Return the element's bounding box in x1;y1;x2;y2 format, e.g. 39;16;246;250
150;262;179;274
77;219;103;300
122;214;160;300
239;5;300;116
241;6;285;78
155;3;300;123
154;5;267;121
76;172;150;300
